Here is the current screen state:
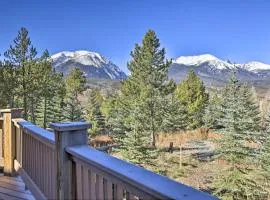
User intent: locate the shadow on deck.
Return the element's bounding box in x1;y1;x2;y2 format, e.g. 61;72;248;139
0;174;34;200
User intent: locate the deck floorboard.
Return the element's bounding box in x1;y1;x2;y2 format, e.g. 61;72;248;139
0;174;34;200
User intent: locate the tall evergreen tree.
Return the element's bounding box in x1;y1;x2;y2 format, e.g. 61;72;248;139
85;88;106;135
4;27;38;120
256;132;270;198
203;89;223;129
118;30;174;148
254;111;270;199
64;68;86;121
176;70;209;129
214;73;262;200
119;102;157;166
161;92;188;132
36;51;66;128
0;61;18;107
101;94;125;138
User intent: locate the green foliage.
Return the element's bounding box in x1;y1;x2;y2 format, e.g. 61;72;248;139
64;68;86;121
36;52;66;128
106;30;175;164
64;94;84;121
203;90;222;129
65;68;86;97
4;27;38;120
0;61;18;107
214;73;262;200
256;135;270;198
117;102;158;165
161;92;188;132
120;30;174;147
85;89;106;135
2;28;67;126
101;94;126;139
176;70;209;129
254;114;270;198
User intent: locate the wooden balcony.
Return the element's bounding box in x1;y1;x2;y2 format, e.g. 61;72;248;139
0;109;218;200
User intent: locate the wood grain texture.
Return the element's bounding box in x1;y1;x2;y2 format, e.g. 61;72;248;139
0;173;34;200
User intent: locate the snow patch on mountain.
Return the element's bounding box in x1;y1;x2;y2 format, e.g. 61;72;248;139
173;54;270;72
51;51;109;67
51;50;127;80
173;54;234;70
242;61;270;72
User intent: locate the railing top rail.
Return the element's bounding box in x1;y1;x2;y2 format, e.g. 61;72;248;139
12;118;25;128
17;121;55;148
66;145;218;200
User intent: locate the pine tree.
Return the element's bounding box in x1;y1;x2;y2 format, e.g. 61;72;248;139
161;92;188;132
253;111;270;199
64;94;84;121
256;133;270;198
118;101;158;166
85;89;106;135
4;27;38;120
101;94;126;138
36;53;66;128
0;61;18;107
176;70;209;129
203;90;223;129
118;30;174;148
214;73;262;200
64;68;86;121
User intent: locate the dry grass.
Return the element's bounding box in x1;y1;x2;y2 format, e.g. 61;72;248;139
156;128;221;148
90;135;113;147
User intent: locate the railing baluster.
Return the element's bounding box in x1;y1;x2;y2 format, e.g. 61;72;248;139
116;184;124;200
90;170;96;200
76;163;83;199
83;166;90;199
44;145;48;197
106;179;113;200
96;174;104;200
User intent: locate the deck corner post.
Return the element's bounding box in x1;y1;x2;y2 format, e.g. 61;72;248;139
0;108;22;176
50;122;91;200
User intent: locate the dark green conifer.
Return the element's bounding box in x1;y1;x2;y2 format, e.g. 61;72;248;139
176;70;209;129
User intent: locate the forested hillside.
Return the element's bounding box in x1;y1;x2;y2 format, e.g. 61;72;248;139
1;28;270;199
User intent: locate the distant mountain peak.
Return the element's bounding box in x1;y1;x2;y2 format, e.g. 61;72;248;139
174;54;218;64
173;54;234;70
242;61;270;71
51;50;127;80
169;53;270;86
172;54;270;72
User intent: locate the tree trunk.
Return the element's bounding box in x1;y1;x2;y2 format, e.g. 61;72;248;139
151;130;156;147
22;66;28;120
30;97;36;124
43;97;47;129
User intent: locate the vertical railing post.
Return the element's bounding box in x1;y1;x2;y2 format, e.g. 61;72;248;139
50;122;91;200
0;109;22;176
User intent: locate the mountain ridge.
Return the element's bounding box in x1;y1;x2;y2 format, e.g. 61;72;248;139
51;50;127;80
169;54;270;87
172;54;270;72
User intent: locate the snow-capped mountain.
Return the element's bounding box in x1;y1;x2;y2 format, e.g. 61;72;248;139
169;54;270;86
173;54;234;70
51;50;127;80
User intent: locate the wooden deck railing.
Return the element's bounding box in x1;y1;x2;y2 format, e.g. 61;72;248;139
0;108;218;200
13;119;57;199
0;116;3;168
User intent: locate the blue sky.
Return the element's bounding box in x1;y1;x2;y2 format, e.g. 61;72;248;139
1;0;270;73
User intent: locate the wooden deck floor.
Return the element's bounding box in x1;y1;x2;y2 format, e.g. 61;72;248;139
0;174;34;200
